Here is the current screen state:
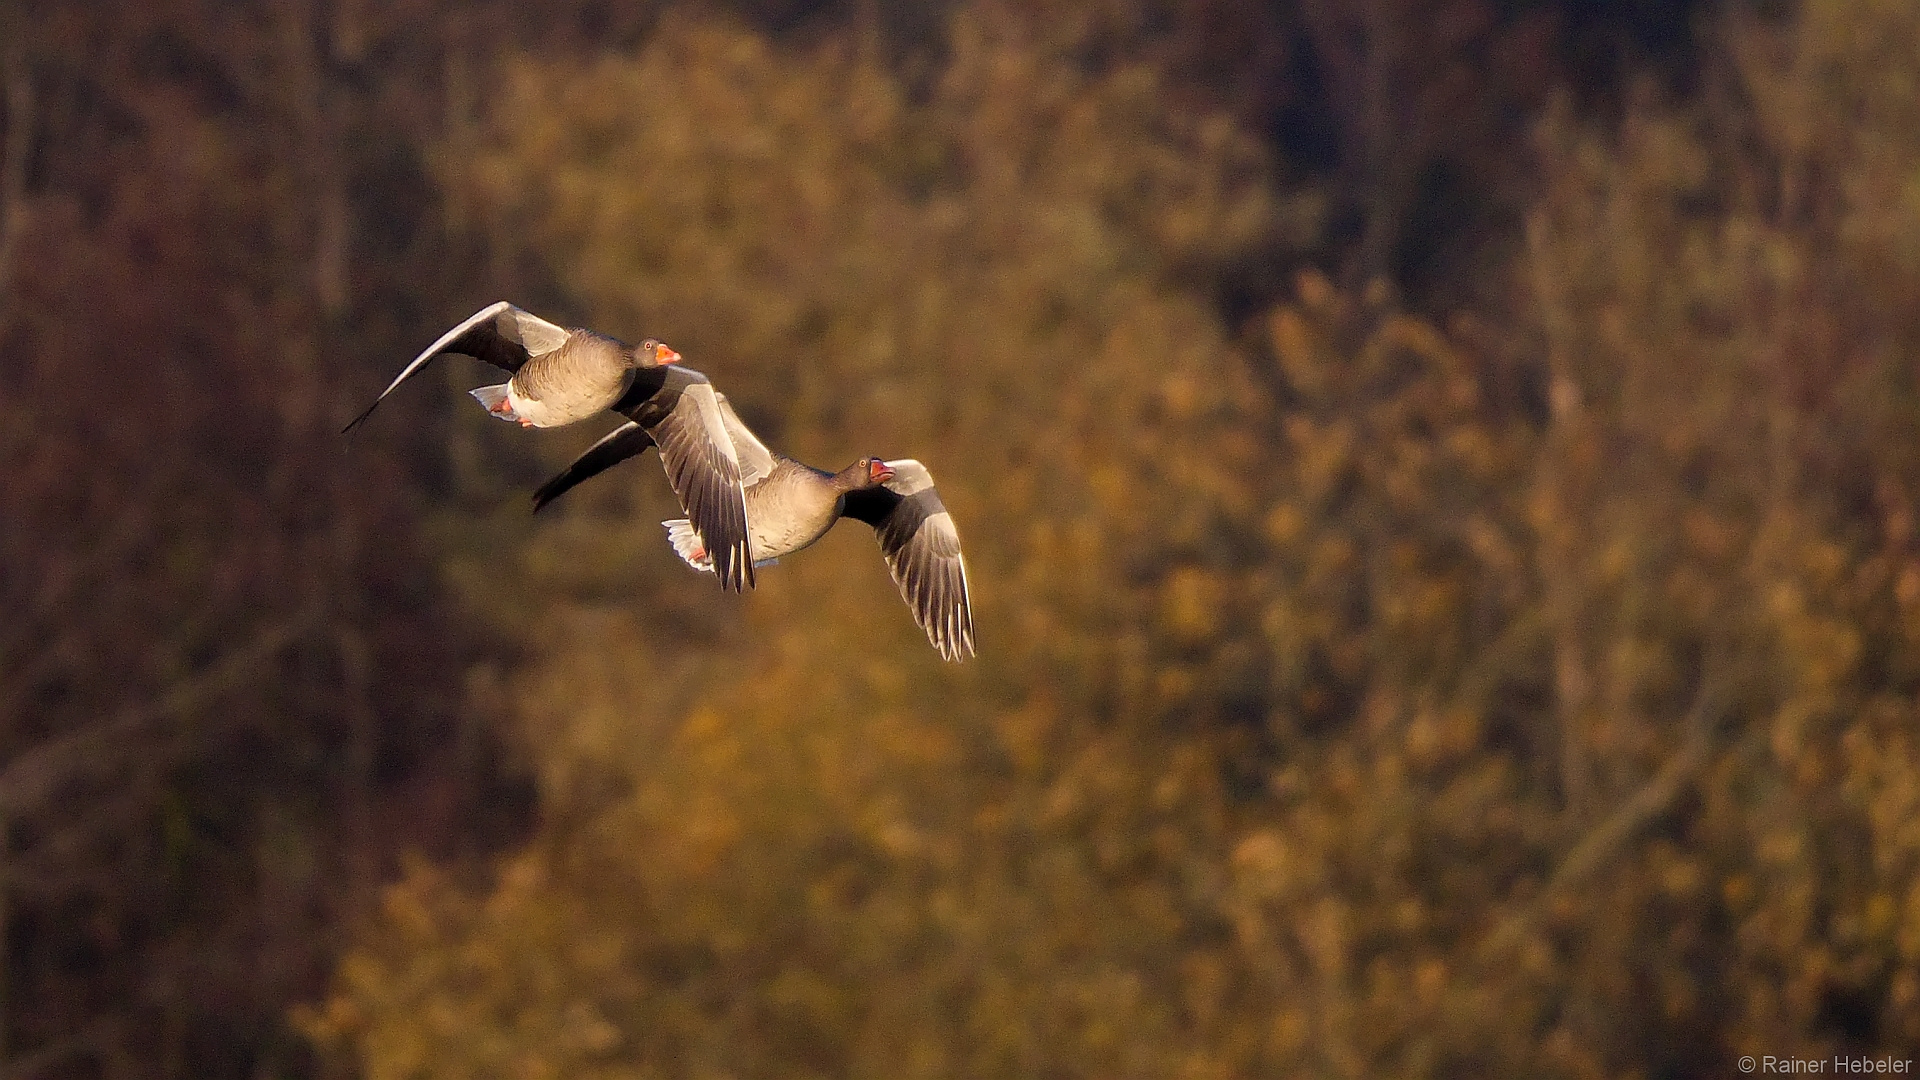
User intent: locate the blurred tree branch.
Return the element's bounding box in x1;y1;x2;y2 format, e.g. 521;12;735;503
1298;0;1414;286
1476;663;1725;966
0;498;153;685
0;1015;118;1080
0;35;31;317
0;613;319;821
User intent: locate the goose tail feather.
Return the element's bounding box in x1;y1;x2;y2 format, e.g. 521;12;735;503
663;519;776;571
468;383;519;422
663;519;715;573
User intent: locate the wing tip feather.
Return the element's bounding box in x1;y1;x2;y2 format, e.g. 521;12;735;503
340;403;378;435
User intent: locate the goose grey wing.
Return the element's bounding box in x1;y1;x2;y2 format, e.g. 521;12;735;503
343;301;572;432
530;421;657;513
841;459;975;661
625;368;754;592
713;393;776;486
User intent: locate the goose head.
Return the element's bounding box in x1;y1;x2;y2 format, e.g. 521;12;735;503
632;339;682;368
833;457;895;491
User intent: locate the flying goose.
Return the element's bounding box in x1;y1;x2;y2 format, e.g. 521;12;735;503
344;301;756;591
343;301;682;431
532;396;975;661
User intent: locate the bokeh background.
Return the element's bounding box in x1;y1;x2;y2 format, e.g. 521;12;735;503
5;0;1920;1075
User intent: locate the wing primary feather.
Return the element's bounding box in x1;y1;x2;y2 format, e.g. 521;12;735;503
530;421;657;513
343;301;524;433
849;466;974;660
646;383;753;592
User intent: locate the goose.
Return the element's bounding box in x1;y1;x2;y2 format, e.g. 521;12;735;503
343;301;682;431
532;395;975;661
343;301;756;590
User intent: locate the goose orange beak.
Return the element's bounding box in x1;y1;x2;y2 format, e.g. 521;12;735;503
656;345;681;365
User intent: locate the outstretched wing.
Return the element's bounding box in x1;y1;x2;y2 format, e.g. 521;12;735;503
530;421;657;513
343;301;572;432
529;389;780;515
841;459;975;661
617;368;755;592
713;393;776;486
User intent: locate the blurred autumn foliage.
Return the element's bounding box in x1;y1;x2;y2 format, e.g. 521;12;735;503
6;0;1920;1077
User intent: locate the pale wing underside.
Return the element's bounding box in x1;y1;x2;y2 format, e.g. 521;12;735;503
497;306;570;356
713;393;777;486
